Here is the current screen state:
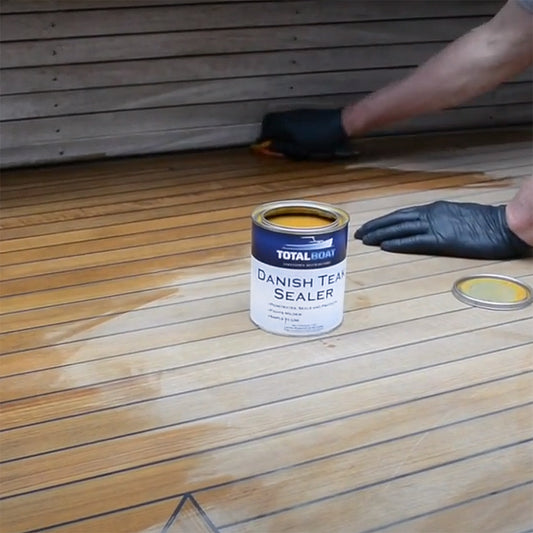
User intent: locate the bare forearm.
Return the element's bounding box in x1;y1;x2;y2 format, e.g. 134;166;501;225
342;0;533;136
506;178;533;246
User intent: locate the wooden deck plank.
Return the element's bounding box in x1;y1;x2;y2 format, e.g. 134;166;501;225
1;311;531;431
221;442;532;532
2;330;531;460
1;377;530;532
2;266;531;388
197;408;532;528
380;482;533;533
0;129;531;533
1;129;527;199
0;169;499;234
0;249;519;333
2;141;528;211
0;183;517;283
2;345;531;498
1;256;531;370
0;181;519;297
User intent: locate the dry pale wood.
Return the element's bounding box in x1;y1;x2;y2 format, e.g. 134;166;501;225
1;315;530;429
2;320;532;460
4;258;513;378
366;149;533;175
4;270;529;412
6;354;519;497
40;498;183;533
1;257;530;363
381;483;533;533
198;408;533;527
2;343;531;496
221;442;532;532
1;379;530;532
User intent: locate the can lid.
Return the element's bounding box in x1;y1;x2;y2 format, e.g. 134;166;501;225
452;274;532;310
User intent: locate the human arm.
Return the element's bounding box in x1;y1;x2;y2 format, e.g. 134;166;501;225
257;0;533;157
342;0;533;136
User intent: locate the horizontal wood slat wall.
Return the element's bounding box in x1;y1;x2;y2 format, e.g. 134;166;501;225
1;0;532;167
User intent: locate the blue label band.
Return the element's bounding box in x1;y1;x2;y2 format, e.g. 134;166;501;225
252;224;348;269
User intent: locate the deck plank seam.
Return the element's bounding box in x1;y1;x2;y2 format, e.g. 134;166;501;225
1;374;531;501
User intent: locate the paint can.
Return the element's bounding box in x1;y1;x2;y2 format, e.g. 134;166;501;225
250;200;350;336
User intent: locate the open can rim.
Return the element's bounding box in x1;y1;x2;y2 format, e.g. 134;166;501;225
452;274;533;310
251;200;350;235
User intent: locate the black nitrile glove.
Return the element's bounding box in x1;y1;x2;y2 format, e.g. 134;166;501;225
258;108;355;160
354;201;531;259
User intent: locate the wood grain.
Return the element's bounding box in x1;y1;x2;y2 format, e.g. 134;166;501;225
0;130;531;533
1;7;492;42
2;0;530;168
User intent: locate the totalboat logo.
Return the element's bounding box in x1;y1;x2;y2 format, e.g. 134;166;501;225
276;236;335;261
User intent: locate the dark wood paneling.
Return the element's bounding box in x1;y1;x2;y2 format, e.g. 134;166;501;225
2;19;490;68
1;0;530;168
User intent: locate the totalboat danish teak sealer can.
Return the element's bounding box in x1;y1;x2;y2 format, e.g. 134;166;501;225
250;200;350;336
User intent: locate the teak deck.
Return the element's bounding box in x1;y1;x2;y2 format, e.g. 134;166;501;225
0;128;532;533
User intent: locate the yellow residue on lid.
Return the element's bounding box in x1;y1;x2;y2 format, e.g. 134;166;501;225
457;277;530;303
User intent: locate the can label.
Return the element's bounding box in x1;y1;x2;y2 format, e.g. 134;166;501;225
250;222;348;335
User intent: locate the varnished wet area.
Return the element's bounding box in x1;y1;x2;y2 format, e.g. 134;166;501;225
1;129;532;533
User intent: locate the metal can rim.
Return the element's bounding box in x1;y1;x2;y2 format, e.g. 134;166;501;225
452;274;533;310
251;200;350;235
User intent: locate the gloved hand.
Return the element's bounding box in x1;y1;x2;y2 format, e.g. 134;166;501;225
256;108;355;160
354;201;531;259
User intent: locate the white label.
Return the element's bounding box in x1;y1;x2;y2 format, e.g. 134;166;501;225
250;257;346;336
